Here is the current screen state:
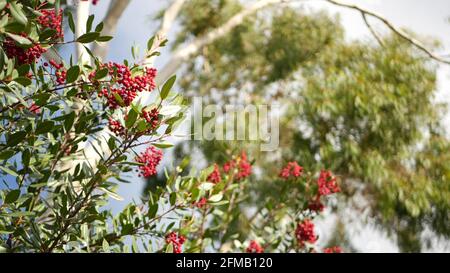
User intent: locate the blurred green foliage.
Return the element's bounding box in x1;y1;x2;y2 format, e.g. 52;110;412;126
164;0;450;252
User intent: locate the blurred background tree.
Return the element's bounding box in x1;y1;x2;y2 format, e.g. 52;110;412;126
145;0;449;252
66;0;450;252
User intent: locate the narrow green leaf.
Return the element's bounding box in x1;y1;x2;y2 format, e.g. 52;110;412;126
125;108;138;129
96;36;113;42
6;32;31;45
160;75;176;100
152;142;174;149
9;2;28;25
95;22;104;32
169;192;176;206
86;14;94;33
0;166;18;177
67;11;75;34
64;111;76;131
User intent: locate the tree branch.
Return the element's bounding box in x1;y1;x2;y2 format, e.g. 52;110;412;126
92;0;132;60
361;12;384;48
326;0;450;64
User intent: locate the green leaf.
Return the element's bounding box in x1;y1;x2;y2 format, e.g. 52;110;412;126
125;108;138;129
64;111;76;131
153;142;174;149
6;32;31;45
113;93;125;107
0;166;18;177
0;150;15;160
67;11;75;34
7;131;26;147
0;0;7;11
136;120;148;132
39;29;57;41
160;75;176;100
96;36;113;42
9;2;28;25
35;120;55;135
169;192;176;206
165;243;173;253
0;211;34;217
13;77;31;86
209;193;223;203
66;65;80;83
86;14;94;33
95;22;104;32
102;239;110;252
5;190;20;204
148;203;158;218
76;32;99;43
147;36;155;51
94;68;108;80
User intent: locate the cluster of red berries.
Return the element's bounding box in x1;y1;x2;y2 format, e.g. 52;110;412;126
46;60;66;85
3;38;46;65
295;219;317;246
246;240;264;253
323;246;342;253
108;118;126;136
193;197;207;209
135;146;163;177
165;232;186;253
223;151;252;180
317;170;340;196
279;161;303;179
142;108;160;131
207;164;221;184
99;63;157;109
307;196;325;212
37;9;63;40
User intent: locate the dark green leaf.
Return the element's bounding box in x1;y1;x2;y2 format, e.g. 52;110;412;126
64;111;76;131
13;77;31;86
66;65;80;83
94;68;108;80
67;11;75;34
96;36;113;42
39;29;57;41
169;192;176;206
95;22;104;32
5;190;20;204
125;108;138;129
86;14;94;33
35;120;55;135
7;131;26;147
76;32;99;43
